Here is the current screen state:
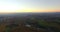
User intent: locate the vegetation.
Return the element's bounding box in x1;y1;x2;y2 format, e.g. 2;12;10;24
0;13;60;32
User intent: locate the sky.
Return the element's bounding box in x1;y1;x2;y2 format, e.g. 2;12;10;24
0;0;60;13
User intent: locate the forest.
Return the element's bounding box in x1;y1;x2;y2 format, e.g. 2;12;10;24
0;13;60;32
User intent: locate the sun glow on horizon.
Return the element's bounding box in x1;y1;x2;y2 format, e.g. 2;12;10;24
0;0;60;13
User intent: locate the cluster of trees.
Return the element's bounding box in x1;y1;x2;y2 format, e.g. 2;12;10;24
0;15;60;32
25;16;60;32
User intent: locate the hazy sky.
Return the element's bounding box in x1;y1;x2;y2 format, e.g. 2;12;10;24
0;0;60;13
